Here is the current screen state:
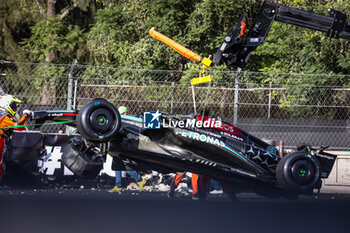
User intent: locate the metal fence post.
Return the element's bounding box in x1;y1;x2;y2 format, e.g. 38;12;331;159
233;68;241;125
73;79;78;110
0;60;8;95
268;81;272;119
66;59;77;134
170;82;175;114
0;86;5;96
191;85;197;115
67;59;77;110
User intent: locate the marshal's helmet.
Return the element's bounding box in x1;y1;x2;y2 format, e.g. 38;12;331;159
118;106;128;115
0;94;22;116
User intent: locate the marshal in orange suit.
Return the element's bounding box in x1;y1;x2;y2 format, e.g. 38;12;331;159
0;94;33;183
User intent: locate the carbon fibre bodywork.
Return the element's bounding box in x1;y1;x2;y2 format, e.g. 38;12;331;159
33;108;337;194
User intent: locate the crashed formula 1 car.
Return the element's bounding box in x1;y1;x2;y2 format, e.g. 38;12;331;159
31;99;337;198
23;1;349;197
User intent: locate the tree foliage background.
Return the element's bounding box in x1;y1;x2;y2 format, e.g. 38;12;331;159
0;0;349;121
1;0;349;78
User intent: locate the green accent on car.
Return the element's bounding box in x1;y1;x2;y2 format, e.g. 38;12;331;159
97;115;107;125
121;115;143;123
298;167;307;177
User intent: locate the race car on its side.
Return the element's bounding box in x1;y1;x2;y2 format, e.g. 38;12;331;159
30;99;337;198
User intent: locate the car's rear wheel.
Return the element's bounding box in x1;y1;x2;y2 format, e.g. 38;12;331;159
76;98;121;142
276;151;321;193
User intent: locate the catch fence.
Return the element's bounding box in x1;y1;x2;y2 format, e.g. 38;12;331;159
1;60;349;149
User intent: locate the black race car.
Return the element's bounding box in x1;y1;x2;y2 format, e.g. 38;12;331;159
32;98;337;198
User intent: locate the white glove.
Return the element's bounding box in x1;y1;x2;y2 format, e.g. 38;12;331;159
23;109;34;119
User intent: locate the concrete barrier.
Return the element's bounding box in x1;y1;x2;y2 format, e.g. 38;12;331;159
321;151;350;194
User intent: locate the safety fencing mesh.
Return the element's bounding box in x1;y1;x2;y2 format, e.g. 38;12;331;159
1;60;349;149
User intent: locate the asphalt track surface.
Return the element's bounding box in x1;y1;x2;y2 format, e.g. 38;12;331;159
1;187;350;233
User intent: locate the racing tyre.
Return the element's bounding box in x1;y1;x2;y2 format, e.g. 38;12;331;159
276;151;321;193
77;98;121;142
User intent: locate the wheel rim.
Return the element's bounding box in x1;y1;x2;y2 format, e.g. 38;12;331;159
290;159;315;184
89;108;114;133
97;115;107;126
297;167;307;177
